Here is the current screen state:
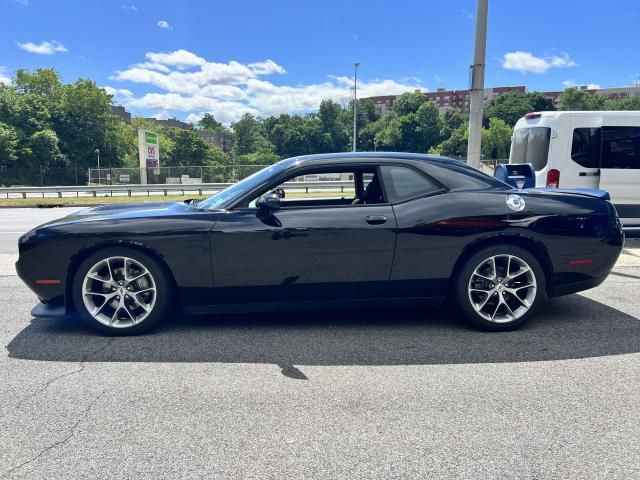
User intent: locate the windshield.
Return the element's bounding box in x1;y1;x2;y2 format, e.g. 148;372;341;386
197;161;290;209
510;127;551;170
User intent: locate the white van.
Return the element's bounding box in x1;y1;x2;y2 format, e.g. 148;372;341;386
509;111;640;228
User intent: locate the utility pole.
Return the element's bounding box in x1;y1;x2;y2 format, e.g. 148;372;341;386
353;62;360;152
466;0;488;170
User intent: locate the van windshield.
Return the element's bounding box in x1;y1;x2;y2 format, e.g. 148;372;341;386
510;127;551;171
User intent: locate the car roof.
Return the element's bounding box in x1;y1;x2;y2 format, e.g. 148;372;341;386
280;151;463;168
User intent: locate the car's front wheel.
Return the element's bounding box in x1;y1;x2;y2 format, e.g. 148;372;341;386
453;245;546;331
72;247;171;335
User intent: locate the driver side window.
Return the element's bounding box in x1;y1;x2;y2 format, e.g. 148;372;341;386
247;167;384;208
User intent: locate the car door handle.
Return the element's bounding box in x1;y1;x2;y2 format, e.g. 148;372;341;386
579;170;600;177
365;215;387;225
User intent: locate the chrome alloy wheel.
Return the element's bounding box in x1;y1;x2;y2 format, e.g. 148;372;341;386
467;254;537;323
82;256;157;328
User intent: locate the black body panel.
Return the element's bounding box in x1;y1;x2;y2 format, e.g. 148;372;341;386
16;152;624;317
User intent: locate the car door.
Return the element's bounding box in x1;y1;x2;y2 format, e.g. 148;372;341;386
208;166;397;306
597;124;640;226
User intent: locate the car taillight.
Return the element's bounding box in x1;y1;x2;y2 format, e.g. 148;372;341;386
546;169;560;188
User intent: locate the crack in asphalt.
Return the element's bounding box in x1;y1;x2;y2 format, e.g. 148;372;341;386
0;337;113;420
0;389;106;479
0;337;114;477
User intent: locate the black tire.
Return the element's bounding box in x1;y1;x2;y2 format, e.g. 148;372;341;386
72;247;172;335
452;244;546;331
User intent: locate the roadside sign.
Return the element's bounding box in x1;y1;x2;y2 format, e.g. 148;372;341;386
138;130;160;183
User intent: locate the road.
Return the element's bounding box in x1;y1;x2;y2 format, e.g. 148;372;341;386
1;208;639;479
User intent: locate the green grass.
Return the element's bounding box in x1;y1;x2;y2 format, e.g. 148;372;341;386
0;195;210;207
0;190;356;207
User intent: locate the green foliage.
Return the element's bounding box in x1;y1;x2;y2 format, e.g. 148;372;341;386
197;113;230;135
484;91;555;127
439;110;464;139
0;122;20;166
163;129;209;166
481;118;512;159
605;96;640;110
559;87;606;111
432;124;468;158
231;113;277;157
392;91;427;116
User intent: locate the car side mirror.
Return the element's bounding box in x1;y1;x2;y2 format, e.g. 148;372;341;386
257;192;281;210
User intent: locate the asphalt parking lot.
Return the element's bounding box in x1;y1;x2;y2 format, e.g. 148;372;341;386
1;208;639;479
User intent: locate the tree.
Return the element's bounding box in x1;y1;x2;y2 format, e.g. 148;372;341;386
317;99;350;152
484;91;554;127
431;125;468;158
481;118;512;159
164;129;209;166
0;122;20;167
231;113;276;156
605;96;640;110
416;101;441;150
197;113;228;134
439;110;465;139
559;87;606;111
392;91;427;116
28;129;63;168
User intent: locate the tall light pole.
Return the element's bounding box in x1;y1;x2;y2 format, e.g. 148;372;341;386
95;148;101;185
353;62;360;152
466;0;488;170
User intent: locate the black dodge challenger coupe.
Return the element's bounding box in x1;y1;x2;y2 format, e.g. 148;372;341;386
17;152;623;335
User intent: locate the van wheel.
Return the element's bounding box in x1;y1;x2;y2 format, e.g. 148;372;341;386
453;245;546;331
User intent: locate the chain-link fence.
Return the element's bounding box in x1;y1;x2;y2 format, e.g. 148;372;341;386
0;166;84;187
2;160;510;187
0;165;267;187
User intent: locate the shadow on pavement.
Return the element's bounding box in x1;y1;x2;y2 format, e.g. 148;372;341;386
6;294;640;368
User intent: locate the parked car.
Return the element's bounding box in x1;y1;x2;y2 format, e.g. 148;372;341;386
510;110;640;229
17;152;623;335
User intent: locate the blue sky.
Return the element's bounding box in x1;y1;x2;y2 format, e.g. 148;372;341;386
1;0;639;123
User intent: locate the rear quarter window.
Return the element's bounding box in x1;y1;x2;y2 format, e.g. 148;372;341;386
421;161;507;191
380;165;441;203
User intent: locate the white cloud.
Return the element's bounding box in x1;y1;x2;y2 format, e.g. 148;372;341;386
248;60;286;75
502;51;576;74
157;20;172;30
17;40;68;55
121;4;137;11
461;8;473;20
562;79;601;90
145;49;205;69
112;49;425;124
0;67;11;85
102;86;134;104
12;0;29;5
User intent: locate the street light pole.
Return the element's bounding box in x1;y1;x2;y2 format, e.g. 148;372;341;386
466;0;488;170
95;148;101;185
353;62;360;152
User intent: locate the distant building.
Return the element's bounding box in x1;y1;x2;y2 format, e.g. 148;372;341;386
366;83;640;116
144;117;191;130
366;86;526;116
196;130;233;152
110;105;131;124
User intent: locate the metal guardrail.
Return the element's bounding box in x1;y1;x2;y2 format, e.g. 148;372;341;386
0;181;355;199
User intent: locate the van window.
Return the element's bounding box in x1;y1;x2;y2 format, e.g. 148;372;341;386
602;126;640;169
571;128;601;168
511;127;551;170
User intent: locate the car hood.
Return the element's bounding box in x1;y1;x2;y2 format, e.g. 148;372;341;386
39;201;202;228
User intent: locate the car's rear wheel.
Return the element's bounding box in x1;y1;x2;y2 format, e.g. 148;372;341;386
453;245;546;331
72;247;171;335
